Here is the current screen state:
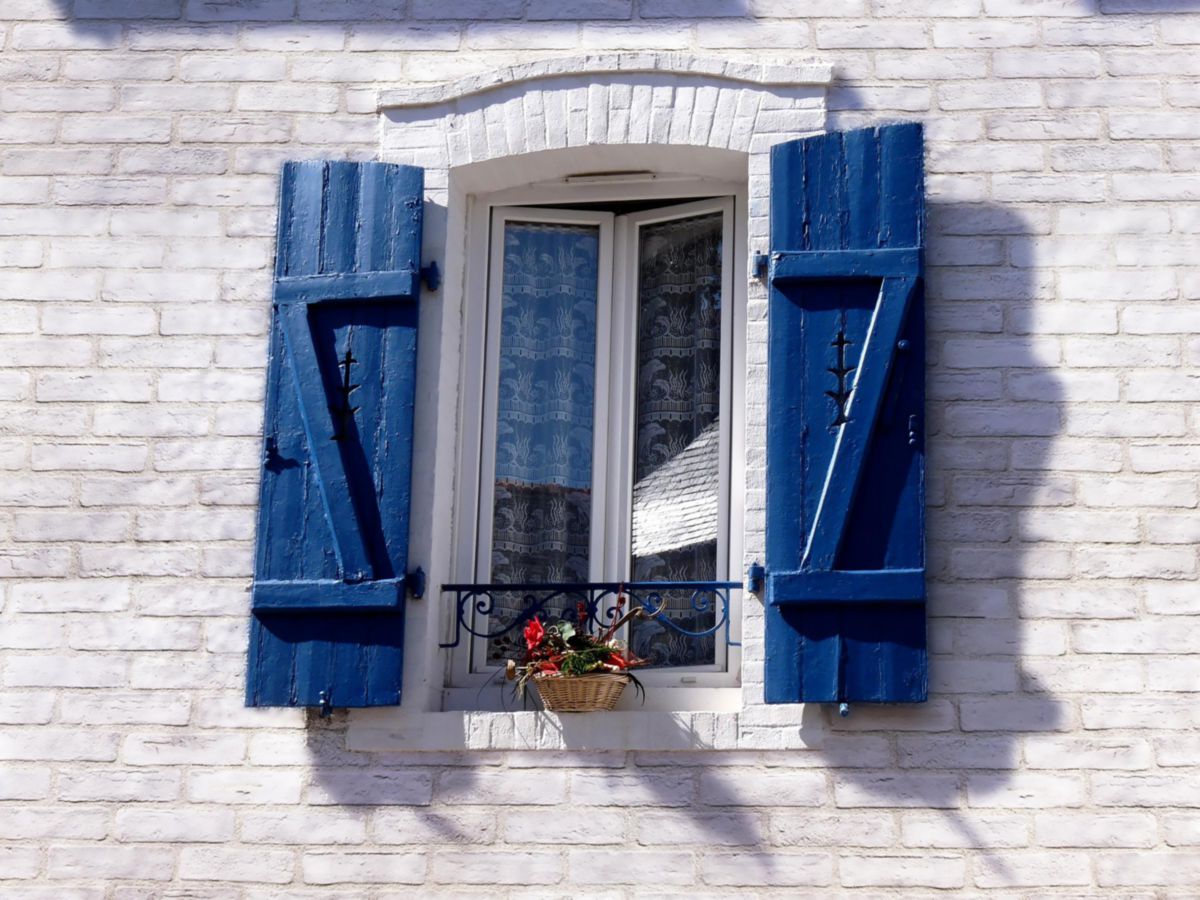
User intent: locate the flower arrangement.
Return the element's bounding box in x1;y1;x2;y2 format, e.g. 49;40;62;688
506;598;647;711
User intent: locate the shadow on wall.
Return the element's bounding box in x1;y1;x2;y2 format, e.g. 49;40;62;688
802;197;1069;878
46;0;756;39
43;0;1200;37
299;193;1070;883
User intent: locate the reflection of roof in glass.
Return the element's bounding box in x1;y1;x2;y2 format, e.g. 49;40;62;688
631;420;720;558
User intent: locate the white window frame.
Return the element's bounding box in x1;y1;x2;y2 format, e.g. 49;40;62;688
447;177;747;712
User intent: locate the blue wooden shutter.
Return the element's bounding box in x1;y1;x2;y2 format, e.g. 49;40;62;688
246;160;424;709
764;123;926;704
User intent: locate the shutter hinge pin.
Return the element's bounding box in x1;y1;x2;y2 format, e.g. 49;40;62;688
318;690;333;718
747;562;765;595
420;261;440;292
907;414;919;448
838;703;851;718
406;567;426;600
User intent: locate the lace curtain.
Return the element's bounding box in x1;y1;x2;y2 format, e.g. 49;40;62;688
629;212;723;668
487;222;599;662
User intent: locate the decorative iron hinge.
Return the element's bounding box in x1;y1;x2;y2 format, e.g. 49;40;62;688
329;346;360;442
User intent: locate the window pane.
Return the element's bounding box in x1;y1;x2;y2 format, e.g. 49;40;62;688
630;212;723;668
486;221;600;664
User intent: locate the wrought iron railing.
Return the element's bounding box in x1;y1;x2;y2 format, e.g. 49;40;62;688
439;581;742;652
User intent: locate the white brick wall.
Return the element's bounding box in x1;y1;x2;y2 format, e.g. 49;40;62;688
1;3;1199;894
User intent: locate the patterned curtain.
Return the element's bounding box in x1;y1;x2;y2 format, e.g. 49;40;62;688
486;221;599;662
629;212;723;668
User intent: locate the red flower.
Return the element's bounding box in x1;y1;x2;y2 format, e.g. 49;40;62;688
523;617;545;651
606;653;629;669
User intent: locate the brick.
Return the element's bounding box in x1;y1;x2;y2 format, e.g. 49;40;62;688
1036;812;1158;848
310;770;434;806
154;438;258;470
699;770;824;806
81;475;196;507
995;49;1102;78
834;774;960;809
701;851;832;886
180;848;295;884
976;851;1092;888
3;85;115;112
1082;696;1199;731
12;510;131;542
374;809;497;845
967;773;1086;808
69;618;202;651
305;851;427;885
38;373;153;403
62;53;176;80
1097;772;1200;807
0;729;119;762
0;846;41;880
185;0;301;18
135;509;253;541
841;854;965;889
49;846;175;881
237;85;340;113
0;806;108;840
61;690;191;725
115;808;234;843
902;812;1027;849
244;810;368;845
78;545;199;577
411;0;524;16
188;770;303;804
0;766;51;800
124;734;246;768
0;692;56;726
0;338;92;368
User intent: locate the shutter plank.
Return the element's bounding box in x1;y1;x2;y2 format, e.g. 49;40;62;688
804;276;918;571
278;302;373;583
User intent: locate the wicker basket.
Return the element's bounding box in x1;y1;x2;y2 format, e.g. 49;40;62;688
533;672;629;712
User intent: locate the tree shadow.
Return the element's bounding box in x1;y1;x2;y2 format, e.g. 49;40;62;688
44;0;754;41
754;194;1067;883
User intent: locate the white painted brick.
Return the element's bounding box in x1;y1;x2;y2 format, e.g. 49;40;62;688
305;851;427;885
840;853;965;889
375;809;497;844
309;770;434;806
0;729;119;762
180;848;295;884
701;851;832;886
1035;812;1158;848
1094;774;1200;807
0;767;52;800
32;442;147;472
48;846;175;881
115;808;234;843
0;806;108;841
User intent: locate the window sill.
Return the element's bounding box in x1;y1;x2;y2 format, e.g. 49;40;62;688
346;707;744;752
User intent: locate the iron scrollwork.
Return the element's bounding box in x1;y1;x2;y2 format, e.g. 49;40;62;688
439;581;743;651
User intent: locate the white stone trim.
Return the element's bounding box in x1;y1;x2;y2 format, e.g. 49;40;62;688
377;53;833;110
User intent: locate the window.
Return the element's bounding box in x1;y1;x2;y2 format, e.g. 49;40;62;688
448;180;746;708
